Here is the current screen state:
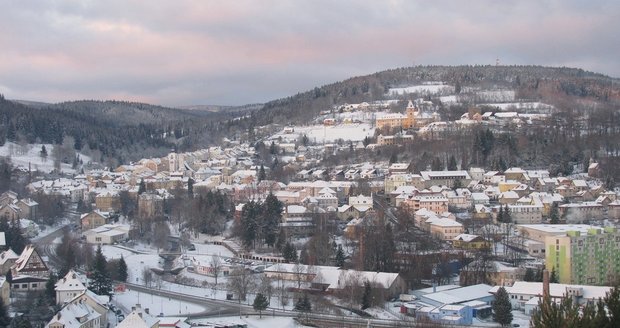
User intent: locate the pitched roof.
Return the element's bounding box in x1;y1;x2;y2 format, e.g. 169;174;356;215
55;270;87;292
45;302;101;328
0;248;19;264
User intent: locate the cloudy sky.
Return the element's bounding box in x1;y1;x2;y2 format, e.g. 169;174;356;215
1;0;619;106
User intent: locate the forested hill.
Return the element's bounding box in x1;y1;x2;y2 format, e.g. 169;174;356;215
45;100;211;126
0;96;235;165
254;65;620;125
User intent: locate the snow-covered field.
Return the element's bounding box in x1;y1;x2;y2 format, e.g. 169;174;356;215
271;124;375;144
389;84;454;96
0;142;90;173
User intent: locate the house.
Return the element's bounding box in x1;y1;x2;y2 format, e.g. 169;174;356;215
10;244;49;292
55;270;87;305
45;302;102;328
117;304;160;328
0;191;18;206
80;211;110;230
0;204;21;221
138;193;165;219
452;234;490;250
95;190;121;212
558;202;604;223
420;170;471;189
16;198;38;220
65;290;110;328
83;224;130;245
460;261;523;287
428;218;464;241
0;248;20;274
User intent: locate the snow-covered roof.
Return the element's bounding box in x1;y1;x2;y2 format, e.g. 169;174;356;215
0;248;18;264
420;284;493;305
286;205;307;214
117;308;159;328
492;282;612;300
55;270;87;292
45;302;101;328
518;224;600;235
453;234;483;242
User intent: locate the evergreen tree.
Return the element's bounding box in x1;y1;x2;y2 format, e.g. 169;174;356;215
431;157;443;171
389;152;398;165
604;285;620;325
497;206;504;223
187;177;194;197
275;227;286;252
503;205;512;223
40;145;48;159
118;255;128;282
138;178;146;194
45;273;58;303
258;165;266;182
262;193;283;247
335;245;345;267
11;315;32;328
90;245;112;295
447;155;458;170
361;280;372;310
283;242;297;262
531;285;620;328
295;293;312;312
240;202;258;248
523;268;535;282
252;293;269;318
493;287;513;327
550;268;559;283
453;179;463;190
549;203;560;224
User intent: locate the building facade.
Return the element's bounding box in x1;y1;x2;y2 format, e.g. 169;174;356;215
546;227;620;285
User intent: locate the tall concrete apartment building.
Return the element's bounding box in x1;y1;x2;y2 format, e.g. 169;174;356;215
546;227;620;285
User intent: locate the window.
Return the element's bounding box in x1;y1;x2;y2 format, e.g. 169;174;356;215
32;283;37;288
22;284;27;288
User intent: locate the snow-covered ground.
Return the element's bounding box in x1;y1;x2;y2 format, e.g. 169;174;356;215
270;124;375;144
0;142;90;173
389;84;455;96
101;245;163;284
191;316;312;328
113;289;206;316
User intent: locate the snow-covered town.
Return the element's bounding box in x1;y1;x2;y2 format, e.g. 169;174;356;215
1;84;620;328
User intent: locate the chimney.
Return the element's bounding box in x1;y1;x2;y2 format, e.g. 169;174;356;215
542;269;550;298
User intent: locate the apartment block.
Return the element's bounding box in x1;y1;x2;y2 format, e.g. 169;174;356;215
545;227;620;285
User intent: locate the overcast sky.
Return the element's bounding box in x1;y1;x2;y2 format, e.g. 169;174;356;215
1;0;619;106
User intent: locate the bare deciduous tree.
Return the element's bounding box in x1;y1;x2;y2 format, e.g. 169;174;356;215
210;255;223;285
227;267;255;302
